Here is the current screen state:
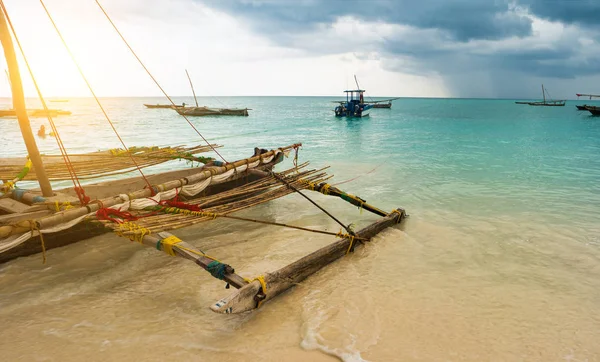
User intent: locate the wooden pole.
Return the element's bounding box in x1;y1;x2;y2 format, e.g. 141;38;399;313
0;2;53;197
185;69;198;107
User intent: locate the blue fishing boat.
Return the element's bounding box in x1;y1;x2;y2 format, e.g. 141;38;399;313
334;89;373;118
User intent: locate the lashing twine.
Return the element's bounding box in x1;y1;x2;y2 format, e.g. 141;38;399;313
244;275;268;308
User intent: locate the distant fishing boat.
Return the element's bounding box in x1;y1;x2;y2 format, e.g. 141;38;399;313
366;97;400;109
515;85;565;106
144;103;185;109
334;89;373;117
170;69;250;117
0;108;71;117
576;105;588;110
176;106;249;117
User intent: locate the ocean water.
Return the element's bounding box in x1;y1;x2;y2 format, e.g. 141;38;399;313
1;96;600;361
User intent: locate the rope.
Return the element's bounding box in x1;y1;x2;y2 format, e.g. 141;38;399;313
0;3;90;203
270;172;355;236
153;205;370;241
0;156;30;193
96;207;139;224
337;229;357;254
244;275;268;308
206;260;227;280
159;234;182;256
114;221;151;244
94;0;228;164
28;220;46;264
39;0;154;192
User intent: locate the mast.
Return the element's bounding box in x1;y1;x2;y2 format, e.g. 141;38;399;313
542;84;546;103
0;2;53;197
185;69;198;107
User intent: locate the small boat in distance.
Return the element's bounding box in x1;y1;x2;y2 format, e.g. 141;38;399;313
144;103;185;109
366;97;400;109
0;108;71;117
515;85;565;106
576;105;588;110
334;89;373;117
176;106;249;117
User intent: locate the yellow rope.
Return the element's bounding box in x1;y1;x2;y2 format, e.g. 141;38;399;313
336;229;357;254
53;201;74;212
244;275;268;308
114;221;151;244
321;183;331;195
29;220;46;264
160;235;182;256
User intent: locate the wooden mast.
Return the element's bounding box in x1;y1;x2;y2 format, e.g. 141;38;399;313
185;69;198;107
0;2;53;197
542;84;546;104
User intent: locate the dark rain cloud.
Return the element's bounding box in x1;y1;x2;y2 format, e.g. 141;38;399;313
202;0;532;41
198;0;600;97
520;0;600;28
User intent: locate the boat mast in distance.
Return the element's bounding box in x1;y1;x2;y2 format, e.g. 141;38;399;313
185;69;199;107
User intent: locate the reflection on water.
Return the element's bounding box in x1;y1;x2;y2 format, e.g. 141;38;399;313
1;97;599;361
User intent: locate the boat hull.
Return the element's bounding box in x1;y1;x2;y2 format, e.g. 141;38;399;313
176;106;249;116
144;104;184;109
585;106;600;116
0;149;283;264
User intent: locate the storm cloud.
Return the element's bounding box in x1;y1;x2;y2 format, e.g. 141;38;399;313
199;0;600;98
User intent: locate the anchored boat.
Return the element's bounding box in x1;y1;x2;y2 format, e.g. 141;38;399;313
334;89;373;117
0;1;406;314
515;84;565;106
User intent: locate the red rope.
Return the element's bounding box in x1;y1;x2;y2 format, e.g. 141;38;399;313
159;199;202;211
96;207;138;224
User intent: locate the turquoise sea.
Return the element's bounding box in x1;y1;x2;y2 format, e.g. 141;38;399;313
1;97;600;361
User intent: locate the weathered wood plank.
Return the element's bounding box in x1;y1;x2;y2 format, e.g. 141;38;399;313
0;198;30;214
210;208;406;314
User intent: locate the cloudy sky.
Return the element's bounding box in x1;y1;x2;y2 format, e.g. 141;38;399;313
1;0;599;99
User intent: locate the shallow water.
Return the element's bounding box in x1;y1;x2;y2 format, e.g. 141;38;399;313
1;97;600;361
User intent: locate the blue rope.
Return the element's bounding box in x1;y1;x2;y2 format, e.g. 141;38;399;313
206;260;227;280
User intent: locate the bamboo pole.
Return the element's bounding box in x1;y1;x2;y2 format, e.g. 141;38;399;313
0;144;299;237
310;183;389;217
185;69;198;107
0;2;53;197
211;208;406;314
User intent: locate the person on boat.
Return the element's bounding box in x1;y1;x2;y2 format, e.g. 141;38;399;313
182;102;186;107
359;92;364;104
354;104;361;117
37;124;46;137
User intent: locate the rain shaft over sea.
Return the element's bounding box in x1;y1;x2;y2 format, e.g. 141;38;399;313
1;96;600;361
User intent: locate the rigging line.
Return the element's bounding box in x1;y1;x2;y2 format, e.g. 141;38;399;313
39;0;153;191
0;2;83;195
270;171;355;236
94;0;228;163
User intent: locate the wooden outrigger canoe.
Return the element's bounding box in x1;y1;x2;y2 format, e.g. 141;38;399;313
0;1;408;315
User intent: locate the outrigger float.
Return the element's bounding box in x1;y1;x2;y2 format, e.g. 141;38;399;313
0;1;406;313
